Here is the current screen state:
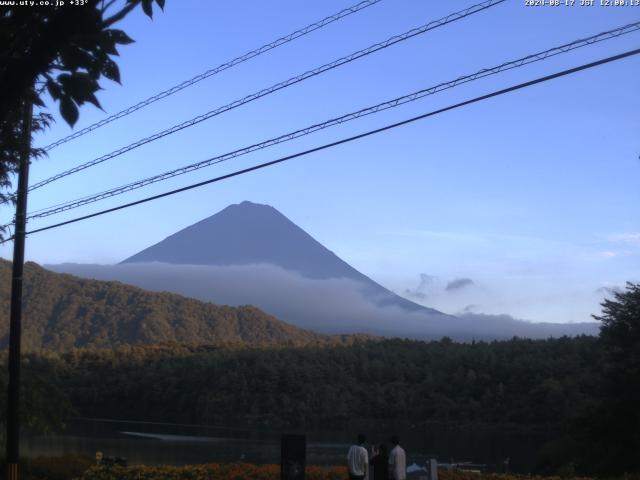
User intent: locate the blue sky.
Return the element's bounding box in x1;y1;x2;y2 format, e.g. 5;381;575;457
1;0;639;323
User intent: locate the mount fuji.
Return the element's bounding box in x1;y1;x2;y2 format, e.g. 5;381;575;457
49;201;598;339
121;201;437;314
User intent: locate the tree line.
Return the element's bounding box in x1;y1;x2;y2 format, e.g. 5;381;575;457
1;284;638;475
0;336;609;472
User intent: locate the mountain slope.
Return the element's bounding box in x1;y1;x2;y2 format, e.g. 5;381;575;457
49;202;599;340
0;259;349;350
122;201;439;314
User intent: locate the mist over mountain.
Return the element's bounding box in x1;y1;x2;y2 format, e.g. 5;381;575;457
48;262;598;339
49;201;598;340
122;201;433;313
0;259;357;350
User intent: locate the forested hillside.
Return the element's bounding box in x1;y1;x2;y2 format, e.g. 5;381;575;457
0;260;349;349
1;257;635;475
11;337;599;428
3;329;638;474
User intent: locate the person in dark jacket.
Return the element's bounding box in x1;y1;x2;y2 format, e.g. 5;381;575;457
369;443;389;480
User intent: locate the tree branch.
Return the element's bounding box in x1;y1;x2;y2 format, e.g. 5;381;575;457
103;1;139;27
101;0;119;15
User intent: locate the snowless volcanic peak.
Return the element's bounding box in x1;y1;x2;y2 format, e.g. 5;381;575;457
53;202;599;340
122;201;435;313
123;201;347;277
124;201;368;279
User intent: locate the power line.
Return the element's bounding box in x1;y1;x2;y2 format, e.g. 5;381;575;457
41;0;384;152
7;47;637;243
28;0;505;192
24;21;640;221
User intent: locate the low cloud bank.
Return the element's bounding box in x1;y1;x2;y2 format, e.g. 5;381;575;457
47;262;598;340
446;278;475;292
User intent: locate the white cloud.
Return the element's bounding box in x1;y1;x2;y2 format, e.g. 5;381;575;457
45;262;598;340
598;250;635;259
607;233;640;247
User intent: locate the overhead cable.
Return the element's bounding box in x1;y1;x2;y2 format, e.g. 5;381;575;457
25;21;640;221
6;47;636;243
29;0;505;192
41;0;385;151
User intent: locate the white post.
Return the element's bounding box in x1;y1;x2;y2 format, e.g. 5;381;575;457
429;458;438;480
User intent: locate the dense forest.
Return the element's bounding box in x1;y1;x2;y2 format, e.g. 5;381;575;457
2;304;637;476
44;337;597;428
0;257;637;475
0;260;371;349
0;337;606;472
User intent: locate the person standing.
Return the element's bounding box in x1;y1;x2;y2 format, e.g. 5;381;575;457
388;435;406;480
370;443;389;480
347;433;369;480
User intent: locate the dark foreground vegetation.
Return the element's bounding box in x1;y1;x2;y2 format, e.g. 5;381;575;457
0;260;369;349
18;337;598;428
0;284;637;476
0;334;632;476
0;455;93;480
1;458;639;480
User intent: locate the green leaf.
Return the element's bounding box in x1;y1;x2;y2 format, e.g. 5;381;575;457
59;46;94;71
85;92;102;110
60;96;79;127
32;95;46;108
46;80;62;100
98;34;119;55
59;73;101;110
108;29;135;45
57;73;73;86
102;57;121;84
142;0;153;18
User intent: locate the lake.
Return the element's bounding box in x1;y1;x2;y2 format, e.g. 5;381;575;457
21;418;553;473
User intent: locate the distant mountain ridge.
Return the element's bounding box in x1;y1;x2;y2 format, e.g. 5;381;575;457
49;202;599;340
0;259;368;350
122;201;439;314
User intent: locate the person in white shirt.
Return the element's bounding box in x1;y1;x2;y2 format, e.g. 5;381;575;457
388;435;406;480
347;433;369;480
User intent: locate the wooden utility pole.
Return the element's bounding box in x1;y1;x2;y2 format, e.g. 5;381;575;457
5;100;33;480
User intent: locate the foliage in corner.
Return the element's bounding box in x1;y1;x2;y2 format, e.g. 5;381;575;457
585;282;640;475
0;0;165;126
0;0;165;237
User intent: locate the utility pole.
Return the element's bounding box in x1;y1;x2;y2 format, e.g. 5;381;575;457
5;100;32;480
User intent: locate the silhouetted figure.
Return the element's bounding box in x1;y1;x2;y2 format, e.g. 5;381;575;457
347;433;369;480
388;435;406;480
370;443;389;480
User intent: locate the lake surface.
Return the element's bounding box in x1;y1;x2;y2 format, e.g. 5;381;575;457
21;418;552;473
